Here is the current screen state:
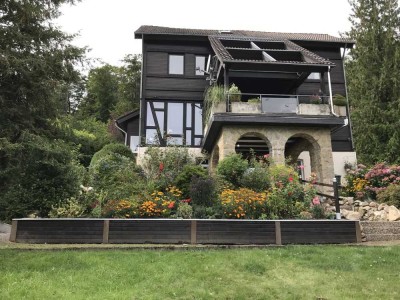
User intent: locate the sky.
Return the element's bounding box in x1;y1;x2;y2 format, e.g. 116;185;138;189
56;0;353;66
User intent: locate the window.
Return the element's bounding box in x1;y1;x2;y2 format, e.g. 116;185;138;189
145;100;203;147
195;56;206;76
169;54;184;75
307;72;320;80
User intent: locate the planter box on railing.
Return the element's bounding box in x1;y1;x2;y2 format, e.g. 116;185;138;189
10;219;361;245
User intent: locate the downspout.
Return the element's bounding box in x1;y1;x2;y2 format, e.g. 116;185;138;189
327;66;339;117
115;121;128;146
341;44;355;151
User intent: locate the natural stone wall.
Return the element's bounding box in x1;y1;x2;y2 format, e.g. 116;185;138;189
210;124;335;184
360;221;400;242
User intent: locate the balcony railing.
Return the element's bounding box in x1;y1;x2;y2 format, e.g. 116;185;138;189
218;93;346;116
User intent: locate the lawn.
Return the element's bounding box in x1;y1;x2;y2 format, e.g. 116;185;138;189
0;245;399;299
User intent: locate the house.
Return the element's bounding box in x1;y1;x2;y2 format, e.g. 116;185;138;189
117;25;356;184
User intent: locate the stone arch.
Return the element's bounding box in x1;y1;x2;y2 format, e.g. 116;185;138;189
284;133;322;180
209;144;220;173
234;132;271;159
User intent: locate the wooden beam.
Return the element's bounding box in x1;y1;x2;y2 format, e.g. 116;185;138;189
10;220;17;242
103;220;110;244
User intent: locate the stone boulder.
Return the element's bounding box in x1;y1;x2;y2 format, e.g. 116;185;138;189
386;206;400;222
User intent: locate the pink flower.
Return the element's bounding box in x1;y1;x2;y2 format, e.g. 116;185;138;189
312;196;320;205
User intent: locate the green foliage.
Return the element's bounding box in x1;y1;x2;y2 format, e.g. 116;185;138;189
376;184;400;207
90;143;134;168
175;202;193;219
310;204;327;219
216;153;248;186
189;177;217;207
269;164;299;185
0;0;86;141
346;0;400;164
78;55;141;123
333;94;347;106
49;197;86;218
247;98;260;104
142;146;196;190
174;165;208;198
228;83;242;102
0;133;83;221
89;153;143;201
203;84;225;125
240;166;270;192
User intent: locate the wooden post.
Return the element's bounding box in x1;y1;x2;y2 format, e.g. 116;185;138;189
10;220;18;242
275;221;282;245
103;220;109;244
191;220;197;245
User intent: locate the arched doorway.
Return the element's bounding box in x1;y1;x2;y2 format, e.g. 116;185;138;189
284;134;321;181
235;133;270;159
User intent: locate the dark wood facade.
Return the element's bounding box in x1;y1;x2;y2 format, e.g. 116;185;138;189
134;26;354;152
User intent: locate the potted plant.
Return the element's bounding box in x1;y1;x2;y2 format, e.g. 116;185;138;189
228;83;242;102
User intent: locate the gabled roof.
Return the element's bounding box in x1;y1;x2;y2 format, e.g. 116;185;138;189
115;109;139;125
134;25;354;45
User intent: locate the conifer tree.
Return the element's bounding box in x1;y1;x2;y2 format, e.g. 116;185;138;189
346;0;400;164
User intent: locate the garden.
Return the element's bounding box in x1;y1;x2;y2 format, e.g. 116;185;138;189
45;144;326;221
17;142;400;223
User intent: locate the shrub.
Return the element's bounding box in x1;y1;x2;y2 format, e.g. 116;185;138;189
376;184;400;207
189;176;217;207
216;153;248;187
176;202;193;219
228;83;241;102
90;143;134;167
333;94;347;106
219;188;268;219
174;165;208;198
240;166;270;192
138;186;182;218
142;146;196;190
89;153;144;201
0;133;84;221
102;199;137;218
269;164;299;186
49;197;86;218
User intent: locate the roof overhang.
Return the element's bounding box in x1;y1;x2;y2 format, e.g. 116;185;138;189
202;113;345;152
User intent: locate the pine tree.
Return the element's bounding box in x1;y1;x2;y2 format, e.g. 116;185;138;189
346;0;400;164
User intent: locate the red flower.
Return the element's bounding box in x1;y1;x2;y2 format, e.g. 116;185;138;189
168;202;175;209
289;176;293;182
159;162;164;172
182;198;191;203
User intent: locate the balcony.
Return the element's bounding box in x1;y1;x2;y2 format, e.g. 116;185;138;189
203;93;347;136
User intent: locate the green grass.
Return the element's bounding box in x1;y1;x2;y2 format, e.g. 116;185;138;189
1;245;399;299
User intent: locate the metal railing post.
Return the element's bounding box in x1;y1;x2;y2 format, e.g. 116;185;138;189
333;177;341;220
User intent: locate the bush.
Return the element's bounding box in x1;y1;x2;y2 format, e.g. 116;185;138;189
102;199;137;218
89;152;144;201
376;184;400;207
216;153;248;187
49;197;86;218
269;164;299;186
0;133;84;221
333;94;347;106
176;202;193;219
142;146;196;189
219;188;268;219
174;165;208;198
240;166;270;192
189;176;217;207
228;83;241;102
90;143;134;167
